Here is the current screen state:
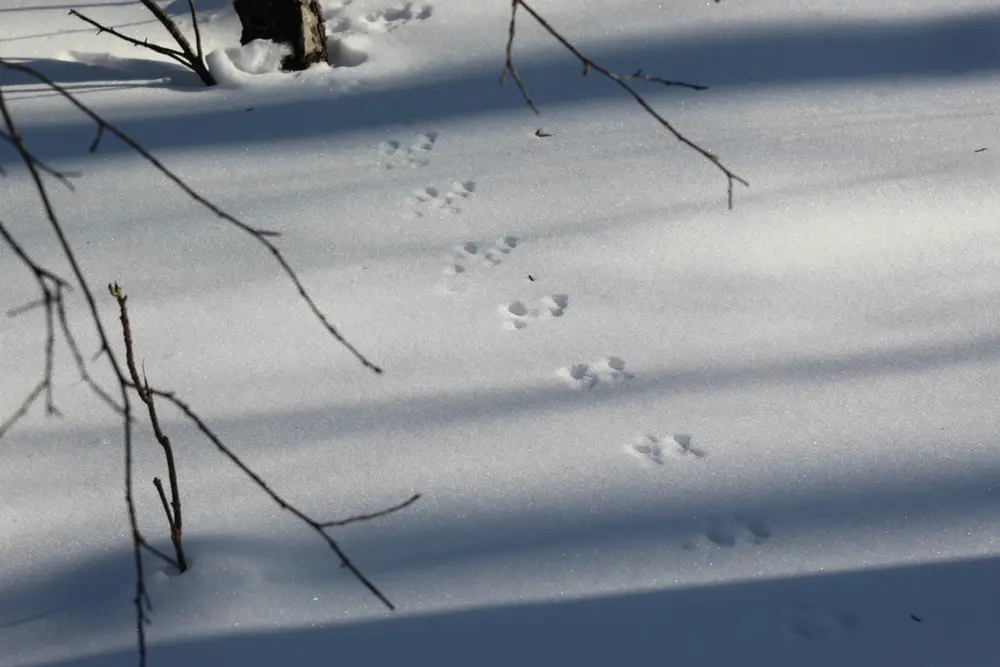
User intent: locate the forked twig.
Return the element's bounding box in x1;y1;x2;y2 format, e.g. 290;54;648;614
142;385;417;610
68;0;216;86
500;0;748;208
111;284;188;573
1;57;402;667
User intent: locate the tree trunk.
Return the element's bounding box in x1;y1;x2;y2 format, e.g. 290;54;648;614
233;0;328;71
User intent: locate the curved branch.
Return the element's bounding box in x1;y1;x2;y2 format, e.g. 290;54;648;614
500;0;748;208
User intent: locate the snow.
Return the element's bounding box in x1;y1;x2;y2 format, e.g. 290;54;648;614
2;0;1000;665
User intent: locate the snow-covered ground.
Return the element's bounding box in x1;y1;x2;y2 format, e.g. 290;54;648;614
2;1;1000;665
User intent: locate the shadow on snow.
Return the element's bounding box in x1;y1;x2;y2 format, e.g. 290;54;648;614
2;8;1000;161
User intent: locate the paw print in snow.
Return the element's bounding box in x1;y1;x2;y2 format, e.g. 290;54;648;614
627;433;705;466
499;294;568;330
359;2;433;33
557;356;633;390
378;132;437;169
440;235;519;293
411;180;475;217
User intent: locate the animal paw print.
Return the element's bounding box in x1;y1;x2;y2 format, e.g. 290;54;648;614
359;2;433;33
378;132;438;170
787;603;860;641
556;356;633;390
703;515;771;547
411;180;475;217
627;433;705;466
445;236;517;274
440;236;518;293
498;294;569;330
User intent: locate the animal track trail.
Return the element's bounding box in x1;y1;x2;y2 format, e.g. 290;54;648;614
787;603;861;641
499;294;569;330
378;132;438;170
627;433;705;466
556;356;634;390
326;1;432;67
410;179;475;216
439;235;519;293
359;2;433;33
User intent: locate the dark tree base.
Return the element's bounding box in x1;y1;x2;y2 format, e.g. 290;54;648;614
233;0;329;71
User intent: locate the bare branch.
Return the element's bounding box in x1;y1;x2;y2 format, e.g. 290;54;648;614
142;386;414;610
111;283;188;573
135;0;214;86
69;10;192;68
500;0;748;208
320;493;422;528
187;0;205;65
67;3;216;86
499;0;535;112
1;55;398;667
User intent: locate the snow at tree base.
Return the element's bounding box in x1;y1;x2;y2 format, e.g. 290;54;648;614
2;1;1000;665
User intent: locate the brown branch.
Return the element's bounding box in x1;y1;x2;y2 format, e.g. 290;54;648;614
153;478;178;537
500;0;748;208
187;0;205;66
1;58;400;667
136;0;214;86
69;10;189;65
141;386;415;610
110;283;188;573
67;4;215;86
320;493;421;528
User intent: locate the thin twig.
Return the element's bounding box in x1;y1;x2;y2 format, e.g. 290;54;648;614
187;0;205;66
111;283;188;572
500;0;748;208
153;478;178;537
1;56;401;667
69;10;190;66
136;0;214;86
68;3;216;86
142;386;416;610
321;493;422;528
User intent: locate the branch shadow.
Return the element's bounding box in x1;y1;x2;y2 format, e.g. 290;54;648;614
0;2;134;13
0;54;202;94
191;331;1000;444
5;8;1000;161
